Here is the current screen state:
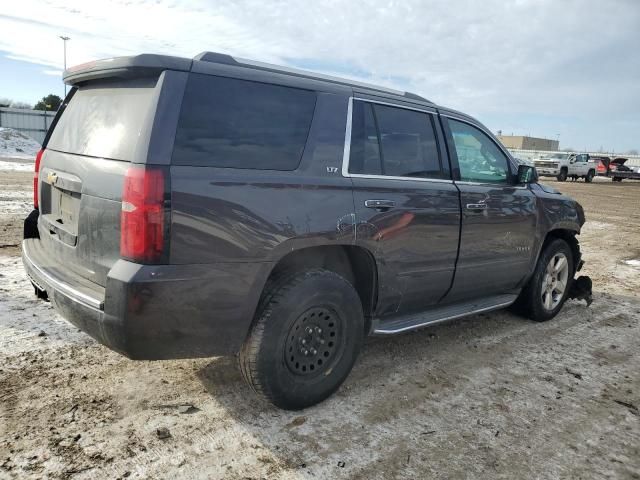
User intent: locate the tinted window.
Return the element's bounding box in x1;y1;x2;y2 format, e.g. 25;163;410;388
173;74;316;170
375;104;442;178
348;100;442;179
448;119;510;183
348;101;382;175
47;77;157;161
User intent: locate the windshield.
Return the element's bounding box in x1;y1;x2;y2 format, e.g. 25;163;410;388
547;153;568;160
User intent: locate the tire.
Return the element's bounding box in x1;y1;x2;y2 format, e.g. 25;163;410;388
585;170;595;183
513;238;574;322
239;269;364;410
557;169;568;182
612;177;622;182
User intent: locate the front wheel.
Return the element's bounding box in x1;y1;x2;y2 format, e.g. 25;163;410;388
585;170;595;183
557;169;568;182
239;269;364;410
513;238;573;322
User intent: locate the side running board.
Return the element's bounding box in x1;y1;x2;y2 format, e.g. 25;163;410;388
373;294;518;335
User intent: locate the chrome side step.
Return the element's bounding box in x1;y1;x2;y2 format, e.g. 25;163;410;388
372;294;518;335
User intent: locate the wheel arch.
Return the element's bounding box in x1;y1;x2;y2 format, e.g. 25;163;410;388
253;244;379;335
540;228;581;275
519;226;581;295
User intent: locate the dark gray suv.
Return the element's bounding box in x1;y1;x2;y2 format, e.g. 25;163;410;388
22;51;590;409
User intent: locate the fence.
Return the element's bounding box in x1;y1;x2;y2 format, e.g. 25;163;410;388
0;107;55;144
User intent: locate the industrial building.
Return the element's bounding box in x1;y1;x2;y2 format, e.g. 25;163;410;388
496;134;559;151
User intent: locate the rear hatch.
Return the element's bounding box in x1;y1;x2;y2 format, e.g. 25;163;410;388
610;158;628;172
37;76;161;287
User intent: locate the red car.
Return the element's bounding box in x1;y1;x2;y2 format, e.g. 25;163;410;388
593;156;611;175
593;157;630;176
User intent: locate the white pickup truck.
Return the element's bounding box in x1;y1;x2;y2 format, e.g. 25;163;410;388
534;153;597;182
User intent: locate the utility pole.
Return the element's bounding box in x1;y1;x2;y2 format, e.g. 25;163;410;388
59;36;70;97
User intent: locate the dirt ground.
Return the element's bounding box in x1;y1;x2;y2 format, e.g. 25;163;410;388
0;161;32;257
1;165;639;480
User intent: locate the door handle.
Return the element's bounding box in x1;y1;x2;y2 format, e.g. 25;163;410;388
466;203;488;211
365;199;395;210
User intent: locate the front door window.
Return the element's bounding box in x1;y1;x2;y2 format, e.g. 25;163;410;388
447;119;510;183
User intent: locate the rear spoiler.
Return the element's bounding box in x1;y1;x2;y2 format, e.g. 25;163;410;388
63;54;192;85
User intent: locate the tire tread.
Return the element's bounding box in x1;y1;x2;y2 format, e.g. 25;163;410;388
239;269;358;408
514;238;573;322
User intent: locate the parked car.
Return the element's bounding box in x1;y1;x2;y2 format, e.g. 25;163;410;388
591;156;640;182
534;152;597;182
22;52;591;409
592;156;611;176
608;158;640;182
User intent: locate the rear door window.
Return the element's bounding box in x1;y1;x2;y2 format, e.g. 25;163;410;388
47;77;158;161
348;101;382;175
348;100;443;179
173;74;317;170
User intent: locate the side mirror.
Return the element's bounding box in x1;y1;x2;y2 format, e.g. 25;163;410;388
516;164;537;184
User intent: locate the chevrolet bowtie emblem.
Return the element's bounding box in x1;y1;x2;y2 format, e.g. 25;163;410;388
47;172;58;185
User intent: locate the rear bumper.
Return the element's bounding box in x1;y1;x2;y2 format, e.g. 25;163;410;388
22;238;272;359
611;172;640;180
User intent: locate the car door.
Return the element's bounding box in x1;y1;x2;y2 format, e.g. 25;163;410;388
570;154;581;175
578;154;590;175
345;98;460;317
442;115;538;301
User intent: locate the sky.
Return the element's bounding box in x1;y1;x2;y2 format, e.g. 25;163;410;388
0;0;639;152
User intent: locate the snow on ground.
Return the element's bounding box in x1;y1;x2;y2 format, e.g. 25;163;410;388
0;127;41;160
0;256;92;355
0;185;32;217
0;160;34;172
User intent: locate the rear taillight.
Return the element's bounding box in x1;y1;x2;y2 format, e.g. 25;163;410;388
33;149;44;209
120;166;166;263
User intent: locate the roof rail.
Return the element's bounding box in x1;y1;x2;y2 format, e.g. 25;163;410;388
193;51;432;104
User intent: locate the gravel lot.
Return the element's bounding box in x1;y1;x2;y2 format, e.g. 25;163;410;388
1;166;639;480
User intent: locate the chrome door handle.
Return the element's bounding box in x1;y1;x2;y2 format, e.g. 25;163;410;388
466;203;488;210
365;199;395;210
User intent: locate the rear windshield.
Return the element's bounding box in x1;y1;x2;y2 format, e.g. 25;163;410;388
172;74;316;170
47;77;157;161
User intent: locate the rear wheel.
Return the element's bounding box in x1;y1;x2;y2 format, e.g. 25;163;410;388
513;238;573;322
557;169;568;182
585;170;595;183
239;269;364;410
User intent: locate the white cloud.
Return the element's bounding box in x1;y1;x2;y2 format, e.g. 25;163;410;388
42;69;62;76
0;0;639;150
